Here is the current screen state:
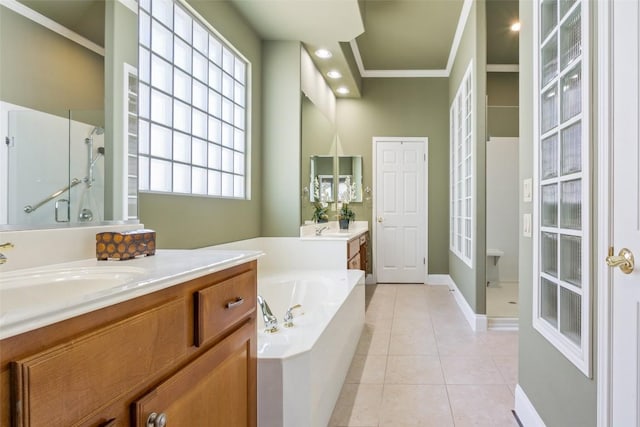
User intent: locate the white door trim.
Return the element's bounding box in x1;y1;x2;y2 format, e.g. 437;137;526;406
596;0;612;425
371;136;429;284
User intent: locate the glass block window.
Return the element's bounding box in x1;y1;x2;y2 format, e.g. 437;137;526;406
138;0;249;198
534;0;591;375
450;62;473;267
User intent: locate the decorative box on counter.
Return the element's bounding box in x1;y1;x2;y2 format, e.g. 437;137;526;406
96;229;156;260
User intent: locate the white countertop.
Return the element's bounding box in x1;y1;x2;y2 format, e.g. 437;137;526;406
0;249;263;340
299;220;368;241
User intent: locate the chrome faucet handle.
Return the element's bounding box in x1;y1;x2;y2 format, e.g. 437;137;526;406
283;304;303;328
315;226;328;236
0;242;13;265
257;295;279;333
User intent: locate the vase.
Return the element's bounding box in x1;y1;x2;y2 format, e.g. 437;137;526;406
339;219;350;230
317;218;328;223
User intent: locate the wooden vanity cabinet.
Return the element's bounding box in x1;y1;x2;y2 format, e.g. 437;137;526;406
0;261;257;427
347;232;368;272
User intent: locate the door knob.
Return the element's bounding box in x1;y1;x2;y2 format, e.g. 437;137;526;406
377;216;384;223
606;247;634;274
147;412;167;427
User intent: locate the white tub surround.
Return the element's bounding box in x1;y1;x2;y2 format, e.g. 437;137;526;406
256;269;365;427
0;249;263;339
0;223;142;271
209;237;348;274
299;220;368;240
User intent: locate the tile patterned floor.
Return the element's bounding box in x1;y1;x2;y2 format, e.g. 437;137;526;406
329;284;519;427
486;282;519;318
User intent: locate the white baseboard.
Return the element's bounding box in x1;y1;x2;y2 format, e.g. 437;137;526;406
488;317;519;331
426;274;453;285
447;275;487;332
514;385;546;427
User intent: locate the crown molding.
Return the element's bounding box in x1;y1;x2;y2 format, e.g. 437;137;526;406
486;64;520;72
1;0;105;56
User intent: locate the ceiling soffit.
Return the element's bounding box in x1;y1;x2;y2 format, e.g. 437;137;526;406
354;0;465;71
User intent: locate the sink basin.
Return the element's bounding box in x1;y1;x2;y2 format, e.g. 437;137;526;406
0;266;148;323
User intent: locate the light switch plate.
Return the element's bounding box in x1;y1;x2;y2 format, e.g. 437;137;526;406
523;213;532;237
523;178;533;202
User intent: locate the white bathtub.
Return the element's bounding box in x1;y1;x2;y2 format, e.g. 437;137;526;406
256;269;365;427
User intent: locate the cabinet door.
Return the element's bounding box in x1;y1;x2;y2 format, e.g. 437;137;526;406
133;320;256;427
11;299;187;427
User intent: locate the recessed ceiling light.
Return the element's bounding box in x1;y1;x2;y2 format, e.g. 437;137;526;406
327;70;342;79
511;22;521;32
315;49;332;59
336;86;350;95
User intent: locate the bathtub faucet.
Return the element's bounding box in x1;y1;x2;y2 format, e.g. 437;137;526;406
315;226;329;236
257;295;279;333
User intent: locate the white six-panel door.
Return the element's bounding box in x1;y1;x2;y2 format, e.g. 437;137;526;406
374;138;427;283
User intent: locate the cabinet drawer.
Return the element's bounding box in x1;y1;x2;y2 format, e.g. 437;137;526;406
195;269;256;347
348;237;360;259
359;233;367;245
11;299;187;427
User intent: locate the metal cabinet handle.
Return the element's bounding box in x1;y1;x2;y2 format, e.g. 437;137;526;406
147;412;167;427
225;297;245;309
606;247;635;274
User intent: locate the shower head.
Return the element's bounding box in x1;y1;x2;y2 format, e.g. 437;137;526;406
89;126;104;137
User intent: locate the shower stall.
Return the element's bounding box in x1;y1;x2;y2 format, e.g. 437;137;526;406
4;104;105;225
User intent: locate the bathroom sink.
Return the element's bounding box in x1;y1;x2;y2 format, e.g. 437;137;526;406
0;265;147;296
0;265;146;317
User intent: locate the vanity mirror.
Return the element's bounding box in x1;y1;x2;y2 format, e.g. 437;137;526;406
337;155;363;203
0;0;138;229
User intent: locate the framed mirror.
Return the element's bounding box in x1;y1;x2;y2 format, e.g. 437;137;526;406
0;0;138;229
309;156;335;203
337;155;363;203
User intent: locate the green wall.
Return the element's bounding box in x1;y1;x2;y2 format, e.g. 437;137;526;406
448;0;487;313
139;0;263;248
487;72;519;138
0;5;104;113
517;1;597;425
335;77;450;274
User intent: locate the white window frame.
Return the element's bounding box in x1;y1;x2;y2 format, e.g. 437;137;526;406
449;61;474;267
532;0;591;376
137;0;251;199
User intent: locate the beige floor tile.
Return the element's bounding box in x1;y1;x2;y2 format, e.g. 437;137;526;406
447;384;519;427
391;315;433;335
440;356;505;384
329;383;384;427
379;384;454;427
493;356;518;385
345;355;388;384
507;383;517;397
435;333;493;356
388;330;438;356
385;356;444;384
486;282;519;318
484;332;519;356
356;324;391;355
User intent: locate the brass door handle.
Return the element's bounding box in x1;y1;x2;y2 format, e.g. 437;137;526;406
606;247;635;274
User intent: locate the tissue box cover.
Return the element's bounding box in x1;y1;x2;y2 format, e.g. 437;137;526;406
96;229;156;260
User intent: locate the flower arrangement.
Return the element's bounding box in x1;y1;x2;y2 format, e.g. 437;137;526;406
338;176;356;228
311;177;329;223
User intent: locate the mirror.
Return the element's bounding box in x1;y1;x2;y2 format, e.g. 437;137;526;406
0;0;138;229
309;155;335;202
337;155;363;203
300;93;335;223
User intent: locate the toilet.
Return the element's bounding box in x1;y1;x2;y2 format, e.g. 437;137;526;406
486;248;504;287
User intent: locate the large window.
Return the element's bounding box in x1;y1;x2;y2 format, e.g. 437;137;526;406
450;62;474;267
138;0;249;198
533;0;591;375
